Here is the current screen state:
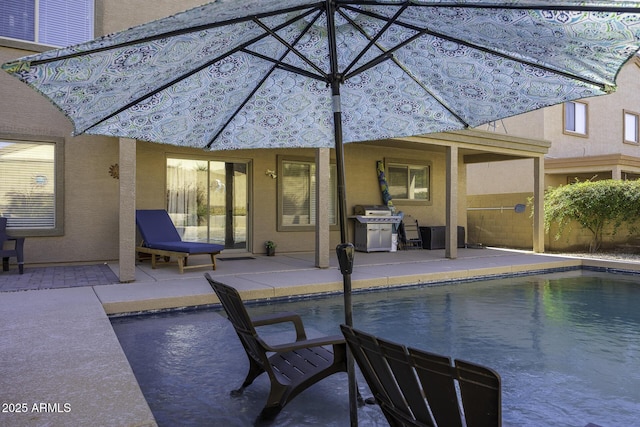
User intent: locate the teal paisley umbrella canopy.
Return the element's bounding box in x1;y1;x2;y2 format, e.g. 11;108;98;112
3;0;640;150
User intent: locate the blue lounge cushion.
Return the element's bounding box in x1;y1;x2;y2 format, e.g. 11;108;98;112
145;241;224;254
136;209;182;244
136;209;224;253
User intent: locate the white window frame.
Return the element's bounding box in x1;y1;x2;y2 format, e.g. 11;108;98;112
385;158;431;204
0;134;64;236
0;0;94;48
563;101;588;137
277;156;337;231
623;110;639;144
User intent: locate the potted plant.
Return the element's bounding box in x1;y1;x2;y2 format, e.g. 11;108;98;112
265;240;276;256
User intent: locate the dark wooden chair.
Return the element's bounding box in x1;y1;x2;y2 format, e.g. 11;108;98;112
205;273;347;420
341;324;501;427
1;217;25;274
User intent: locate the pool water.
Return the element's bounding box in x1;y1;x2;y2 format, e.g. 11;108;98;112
111;270;640;426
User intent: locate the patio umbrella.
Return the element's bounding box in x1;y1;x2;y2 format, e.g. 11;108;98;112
3;1;640;423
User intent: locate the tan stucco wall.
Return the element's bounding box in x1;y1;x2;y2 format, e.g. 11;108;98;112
468;58;640;197
95;0;210;35
497;56;640;156
480;109;547;141
467;158;535;195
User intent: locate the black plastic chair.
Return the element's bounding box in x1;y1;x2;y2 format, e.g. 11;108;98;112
1;217;25;274
341;324;501;427
400;216;423;250
205;273;347;420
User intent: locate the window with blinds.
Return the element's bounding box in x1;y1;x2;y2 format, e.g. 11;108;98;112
1;0;94;47
0;140;56;230
279;158;336;229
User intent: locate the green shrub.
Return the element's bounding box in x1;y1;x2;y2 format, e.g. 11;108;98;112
544;179;640;252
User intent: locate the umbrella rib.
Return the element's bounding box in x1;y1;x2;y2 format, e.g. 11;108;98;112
78;8;325;136
342;1;640;14
23;3;326;66
341;19;470;127
424;2;640;13
336;5;468;125
206;10;329;149
347;4;612;91
338;7;418;80
242;49;327;82
252;16;328;80
338;3;409;78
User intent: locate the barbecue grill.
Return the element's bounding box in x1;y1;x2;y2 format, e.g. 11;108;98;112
350;205;402;252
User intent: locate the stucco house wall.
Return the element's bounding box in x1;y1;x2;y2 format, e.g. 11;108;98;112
135;140;466;255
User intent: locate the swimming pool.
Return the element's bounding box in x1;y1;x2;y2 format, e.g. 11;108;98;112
111;270;640;426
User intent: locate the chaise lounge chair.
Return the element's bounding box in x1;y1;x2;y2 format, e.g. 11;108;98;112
205;273;348;420
1;217;25;274
341;324;502;427
135;209;224;274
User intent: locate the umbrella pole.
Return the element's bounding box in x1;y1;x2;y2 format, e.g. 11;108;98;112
323;0;357;422
334;99;359;427
327;4;357;423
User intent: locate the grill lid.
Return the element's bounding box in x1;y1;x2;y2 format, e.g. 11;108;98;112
351;205;401;223
353;205;392;216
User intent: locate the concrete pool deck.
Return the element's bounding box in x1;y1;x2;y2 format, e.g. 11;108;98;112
2;248;639;427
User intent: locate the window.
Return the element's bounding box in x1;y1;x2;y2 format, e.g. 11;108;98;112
386;161;431;202
0;137;63;235
1;0;94;47
564;101;588;136
624;111;639;144
278;158;337;230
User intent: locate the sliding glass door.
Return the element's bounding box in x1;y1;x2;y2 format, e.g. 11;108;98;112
166;158;248;249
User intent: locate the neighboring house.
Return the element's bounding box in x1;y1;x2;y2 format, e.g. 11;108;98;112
467;55;640;251
0;1;549;281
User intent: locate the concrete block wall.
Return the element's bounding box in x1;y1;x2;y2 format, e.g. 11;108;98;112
468;193;640;252
467;193;533;249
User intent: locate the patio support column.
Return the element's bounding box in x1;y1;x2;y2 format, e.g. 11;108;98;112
612;166;622;180
533;156;545;253
315;148;330;268
446;146;458;259
118;138;136;282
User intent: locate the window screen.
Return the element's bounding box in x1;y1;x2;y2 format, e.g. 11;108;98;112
280;159;336;228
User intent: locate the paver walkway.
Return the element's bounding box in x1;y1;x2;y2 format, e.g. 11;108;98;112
0;264;119;291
